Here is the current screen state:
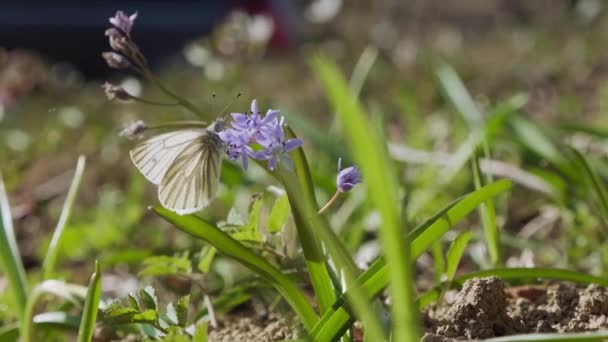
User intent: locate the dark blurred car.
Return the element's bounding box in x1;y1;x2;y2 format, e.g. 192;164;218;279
0;0;298;77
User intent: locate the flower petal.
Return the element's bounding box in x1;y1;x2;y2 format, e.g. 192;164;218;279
284;138;303;152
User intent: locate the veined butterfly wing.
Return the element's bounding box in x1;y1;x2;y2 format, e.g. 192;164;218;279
157;131;223;215
130;130;206;184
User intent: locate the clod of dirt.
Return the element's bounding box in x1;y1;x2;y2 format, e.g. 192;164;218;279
424;277;608;341
208;313;300;342
425;277;524;340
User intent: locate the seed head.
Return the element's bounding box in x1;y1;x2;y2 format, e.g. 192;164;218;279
102;82;132;101
102;52;130;69
119;120;147;140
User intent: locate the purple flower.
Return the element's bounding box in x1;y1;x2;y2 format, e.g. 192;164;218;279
254;122;303;171
218;128;254;170
230;99;279;143
336;158;361;192
109;11;138;37
218;99;302;171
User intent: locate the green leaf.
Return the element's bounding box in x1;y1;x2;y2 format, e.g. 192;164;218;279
165;303;178;325
139;255;192;277
309;180;511;342
509;115;575;178
445;231;472;281
151;207;318;331
197;246;216;273
277;128;338;316
242;196;263;233
568;147;608;222
411;180;511;258
43;155;86;280
313;55;407;342
435;62;483;126
128;293;140;310
0;172;28;318
102;305;157;325
231;231;264;243
268;195;291;233
77;260;102;342
21;280;88;342
193;320;208;342
175;296;189;327
472;153;501;266
139;286;158;311
0;312;81;342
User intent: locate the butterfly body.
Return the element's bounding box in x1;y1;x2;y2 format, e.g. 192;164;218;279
130;122;224;215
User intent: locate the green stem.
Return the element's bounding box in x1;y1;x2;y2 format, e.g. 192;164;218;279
42;156;86;280
0;173;28;318
318;190;342;214
275;127;386;341
131;96;181;107
140;68;208;120
21;285;45;342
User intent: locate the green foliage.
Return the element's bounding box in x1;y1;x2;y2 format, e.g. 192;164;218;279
151;207;318;331
445;231;472;282
139;255;192;277
310;180;511;341
43;156;86;280
77;261;102;342
313;55;412;342
0;172;28;318
268;195;291;233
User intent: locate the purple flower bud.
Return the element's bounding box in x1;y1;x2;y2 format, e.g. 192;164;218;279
102;52;130;69
109;11;138;37
336;158;361;192
102;82;132;100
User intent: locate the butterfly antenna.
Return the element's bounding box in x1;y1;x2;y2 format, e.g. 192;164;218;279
218;92;242;120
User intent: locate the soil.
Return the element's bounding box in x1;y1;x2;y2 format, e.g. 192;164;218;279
422;277;608;341
208;312;300;342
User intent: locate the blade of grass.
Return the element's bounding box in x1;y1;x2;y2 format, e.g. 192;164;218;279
568;147;608;222
0;312;81;341
42;155;86;280
407;96;522;217
508;115;577;179
435;62;483;126
418;267;608;309
21;280;87;342
77;261;102;342
445;231;472;281
0;172;28;318
276;141;385;341
472;152;502;266
314;55;418;342
349;45;378;99
310;180;511;341
436;62;503;266
271;138;338;316
483;331;608;342
151;207;318;331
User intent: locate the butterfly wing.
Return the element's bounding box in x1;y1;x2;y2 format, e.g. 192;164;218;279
157;132;223;215
130;130;206;184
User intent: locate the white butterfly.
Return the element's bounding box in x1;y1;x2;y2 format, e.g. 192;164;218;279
130;121;224;215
